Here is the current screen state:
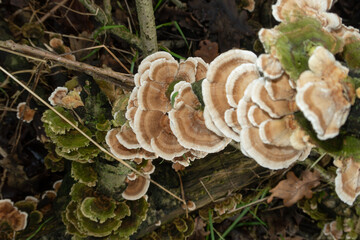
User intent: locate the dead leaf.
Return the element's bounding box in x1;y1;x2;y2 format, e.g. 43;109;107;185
188;217;209;240
268;170;321;207
194;40;219;63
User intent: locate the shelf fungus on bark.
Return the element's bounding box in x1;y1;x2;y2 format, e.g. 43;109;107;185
169;81;230;153
16;102;35;123
272;0;341;31
203;49;258;141
335;158;360;206
296;46;351;140
122;174;151;201
0;199;28;232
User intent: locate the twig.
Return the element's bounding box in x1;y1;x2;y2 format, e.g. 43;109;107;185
135;0;158;55
177;172;188;218
78;0;143;51
0;40;134;90
39;0;69;23
0;67;185;205
170;0;186;9
300;158;335;184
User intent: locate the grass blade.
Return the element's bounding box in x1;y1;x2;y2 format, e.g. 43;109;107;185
208;209;215;240
221;207;250;239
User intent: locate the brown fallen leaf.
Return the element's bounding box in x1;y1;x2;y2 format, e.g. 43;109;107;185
194;40;219;63
268;170;321;207
188;217;209;240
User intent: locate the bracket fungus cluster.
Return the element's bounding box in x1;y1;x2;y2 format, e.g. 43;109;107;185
0;199;27;232
104;0;360;206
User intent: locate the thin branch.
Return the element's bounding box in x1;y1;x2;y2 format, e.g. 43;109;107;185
78;0;143;51
0;40;134;90
135;0;158;54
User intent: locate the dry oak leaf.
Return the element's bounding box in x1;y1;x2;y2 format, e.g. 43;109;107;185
194;40;219;63
268;170;320;206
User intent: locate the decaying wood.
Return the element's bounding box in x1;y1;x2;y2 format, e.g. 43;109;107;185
135;147;269;238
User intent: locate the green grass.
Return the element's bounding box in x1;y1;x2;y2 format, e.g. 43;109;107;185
156;21;189;49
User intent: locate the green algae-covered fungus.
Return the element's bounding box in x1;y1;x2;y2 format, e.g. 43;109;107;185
261;17;343;80
62;181;148;239
41;106;78;135
71;162;98;187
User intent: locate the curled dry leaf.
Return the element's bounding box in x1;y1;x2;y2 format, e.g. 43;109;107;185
194;40;219;63
268;170;321;206
188;217;209;240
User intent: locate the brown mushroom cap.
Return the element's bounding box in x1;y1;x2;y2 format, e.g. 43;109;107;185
116;125;141;149
138;80;170;112
16;102;35;123
237;99;253;129
240;126;302;169
133;109;163;152
256;54;283;79
106;128;156;159
48;87;68;106
194;57;208;81
295;81;351;140
252;78;296;118
203;49;257;141
264;73;295;100
175;58;198;83
137;51;174;77
225;63;260;107
125;87;139;128
170;101;230;153
335;158;360;205
122;175;150;201
247;105;271;127
149;58;179;84
204;107;224;137
224;109;242;134
307;46;348;85
141;160;155;174
259;116;296;147
0;199;28;231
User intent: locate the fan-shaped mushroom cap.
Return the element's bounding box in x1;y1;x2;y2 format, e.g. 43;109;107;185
133;109;163;152
125;87;139;128
335;158;360;205
289;127;312;151
16;102;35;123
149;58;179;84
307;46;348;85
237;99;253;128
194;57;208;81
256;54;283;79
137;51;174;77
138;80;170;112
203;49;257;141
122;175;150;201
259;116;296;147
240;127;302;169
224;109;242;134
48;87;68;106
296;81;351;140
170;102;230;153
225;63;260;107
106;128;156;159
141;160;155;174
203;107;224;137
247;105;271;127
258;28;280;55
272;0;340;31
175;58;198;83
127;172;137;181
252;78;297;118
264;73;295;100
150;116;189;160
116;125;141;149
0;199;28;231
